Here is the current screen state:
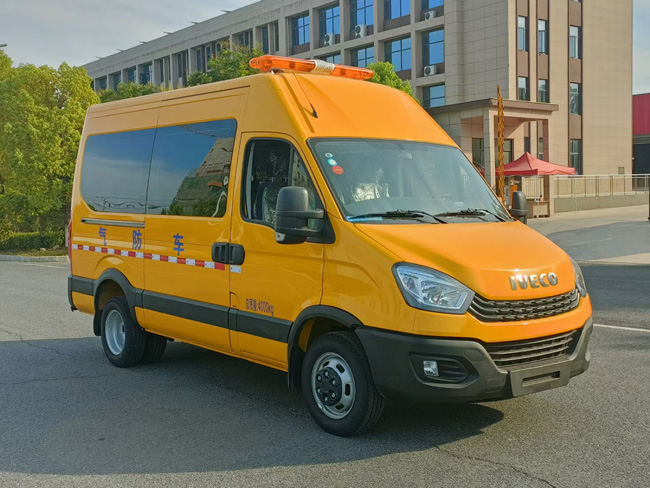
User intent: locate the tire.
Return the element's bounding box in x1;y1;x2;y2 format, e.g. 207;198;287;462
301;331;384;437
100;296;146;367
141;333;167;364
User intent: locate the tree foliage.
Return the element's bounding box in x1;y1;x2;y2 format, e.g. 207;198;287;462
187;43;263;86
366;62;417;101
0;52;99;235
98;82;162;103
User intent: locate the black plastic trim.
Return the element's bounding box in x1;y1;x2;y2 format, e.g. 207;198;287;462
142;290;229;329
69;275;93;296
235;310;291;343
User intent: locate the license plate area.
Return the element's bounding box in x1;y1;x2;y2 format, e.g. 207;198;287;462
509;361;571;397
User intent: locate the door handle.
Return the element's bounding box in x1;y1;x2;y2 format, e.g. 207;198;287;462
212;243;245;265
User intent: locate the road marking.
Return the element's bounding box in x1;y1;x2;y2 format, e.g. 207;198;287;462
21;263;68;269
594;323;650;333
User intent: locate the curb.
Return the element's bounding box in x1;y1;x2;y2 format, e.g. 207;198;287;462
0;254;69;263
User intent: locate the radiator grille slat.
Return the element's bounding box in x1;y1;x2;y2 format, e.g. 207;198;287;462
484;329;580;369
469;289;580;322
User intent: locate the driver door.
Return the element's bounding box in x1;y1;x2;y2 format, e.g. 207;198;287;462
229;135;325;370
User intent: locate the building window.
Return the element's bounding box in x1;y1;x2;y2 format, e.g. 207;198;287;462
538;19;548;54
98;77;107;91
351;0;374;26
273;22;280;52
495;139;514;163
524;136;531;154
570;139;582;174
570;82;582;115
422;0;444;12
518;76;529;101
205;44;213;62
196;49;203;72
385;37;411;71
538;79;549;103
111;72;121;91
352;45;374;67
538;137;544;159
322;53;341;63
127;68;136;84
235;30;253;48
176;54;184;79
385;0;410;21
139;64;152;84
423;84;445;108
320;5;340;39
261;25;270;54
423;29;444;67
292;14;310;46
518;16;528;51
472;138;484;170
569;26;581;59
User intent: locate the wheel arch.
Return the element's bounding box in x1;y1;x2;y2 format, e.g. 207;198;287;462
287;305;365;391
92;269;140;336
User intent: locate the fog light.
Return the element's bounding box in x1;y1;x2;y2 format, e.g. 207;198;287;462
423;360;439;378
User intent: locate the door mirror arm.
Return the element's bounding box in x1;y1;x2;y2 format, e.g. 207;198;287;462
509;190;528;224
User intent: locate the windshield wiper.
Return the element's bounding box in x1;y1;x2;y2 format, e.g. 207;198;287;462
349;210;445;224
434;208;508;222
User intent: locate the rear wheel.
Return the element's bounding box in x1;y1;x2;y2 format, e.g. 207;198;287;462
100;296;146;367
141;333;167;364
301;331;384;437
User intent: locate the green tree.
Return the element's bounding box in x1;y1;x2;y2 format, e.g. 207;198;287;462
187;43;263;86
0;54;99;234
98;82;162;103
366;61;417;101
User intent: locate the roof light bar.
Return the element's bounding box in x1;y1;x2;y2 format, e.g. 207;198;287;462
249;55;374;81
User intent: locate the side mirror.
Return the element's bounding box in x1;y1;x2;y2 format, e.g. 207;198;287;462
510;191;528;223
275;187;325;244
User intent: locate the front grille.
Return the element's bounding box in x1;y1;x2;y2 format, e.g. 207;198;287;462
469;288;580;323
484;329;579;369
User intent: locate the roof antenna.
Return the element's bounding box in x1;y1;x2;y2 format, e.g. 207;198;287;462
294;74;318;118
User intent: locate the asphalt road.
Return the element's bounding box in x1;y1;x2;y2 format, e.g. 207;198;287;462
0;259;648;487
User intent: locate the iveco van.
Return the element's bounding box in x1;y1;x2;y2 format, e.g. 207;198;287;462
68;56;592;436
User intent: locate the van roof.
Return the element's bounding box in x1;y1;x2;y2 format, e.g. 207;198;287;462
88;72;456;147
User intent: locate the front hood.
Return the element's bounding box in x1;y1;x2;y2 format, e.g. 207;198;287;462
355;221;575;300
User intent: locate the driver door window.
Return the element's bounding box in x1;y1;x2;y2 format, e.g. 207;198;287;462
242;139;322;227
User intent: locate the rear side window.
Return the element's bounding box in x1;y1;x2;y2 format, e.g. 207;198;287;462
79;129;155;214
147;119;237;217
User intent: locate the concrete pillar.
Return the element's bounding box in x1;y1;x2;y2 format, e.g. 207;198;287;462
484;109;496;187
171;54;179;88
341;0;351;42
188;48;197;74
542;119;549;161
152;59;160;86
311;8;319;49
135;64;142;85
412;31;422;78
278;19;288;55
375;0;384;33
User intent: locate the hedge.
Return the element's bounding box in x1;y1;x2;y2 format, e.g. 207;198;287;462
0;231;65;252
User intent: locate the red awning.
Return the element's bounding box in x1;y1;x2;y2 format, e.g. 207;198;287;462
499;152;576;176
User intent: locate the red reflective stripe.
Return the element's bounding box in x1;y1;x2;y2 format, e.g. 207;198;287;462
195;260;205;267
101;247;108;253
89;246;95;252
144;253;152;260
177;257;186;265
215;263;226;270
160;255;169;262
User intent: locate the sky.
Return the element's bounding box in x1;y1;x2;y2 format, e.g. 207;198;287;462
1;0;649;94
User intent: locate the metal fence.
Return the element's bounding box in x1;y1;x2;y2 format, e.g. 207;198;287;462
554;174;650;198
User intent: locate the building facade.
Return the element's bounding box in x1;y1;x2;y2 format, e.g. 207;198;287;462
633;93;650;174
84;0;633;183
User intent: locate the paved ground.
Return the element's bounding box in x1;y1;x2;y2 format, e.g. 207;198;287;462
0;211;649;486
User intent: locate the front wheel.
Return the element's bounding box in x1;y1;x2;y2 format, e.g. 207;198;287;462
301;331;384;437
100;296;146;367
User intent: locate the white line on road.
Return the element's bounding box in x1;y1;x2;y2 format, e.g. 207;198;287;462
21;263;68;269
594;323;650;333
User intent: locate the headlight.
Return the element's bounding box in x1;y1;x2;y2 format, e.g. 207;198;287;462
571;258;588;298
393;264;474;314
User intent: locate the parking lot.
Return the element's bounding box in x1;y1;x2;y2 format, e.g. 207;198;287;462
1;219;649;486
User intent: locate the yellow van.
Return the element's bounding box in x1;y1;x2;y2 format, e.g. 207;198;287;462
68;56;592;436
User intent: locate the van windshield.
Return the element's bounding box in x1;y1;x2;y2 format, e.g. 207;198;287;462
308;138;511;223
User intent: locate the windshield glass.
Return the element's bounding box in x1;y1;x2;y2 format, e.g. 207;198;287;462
308;138;511;223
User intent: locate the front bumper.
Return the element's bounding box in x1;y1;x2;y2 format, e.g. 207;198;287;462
356;317;592;403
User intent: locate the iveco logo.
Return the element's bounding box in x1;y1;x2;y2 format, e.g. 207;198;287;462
510;272;558;290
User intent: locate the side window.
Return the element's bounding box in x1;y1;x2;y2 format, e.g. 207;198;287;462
242;139;321;227
146;119;237;217
79;129;155;213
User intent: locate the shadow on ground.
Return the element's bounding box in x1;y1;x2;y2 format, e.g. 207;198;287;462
0;337;504;476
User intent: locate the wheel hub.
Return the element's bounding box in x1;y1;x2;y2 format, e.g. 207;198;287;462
314;366;343;406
